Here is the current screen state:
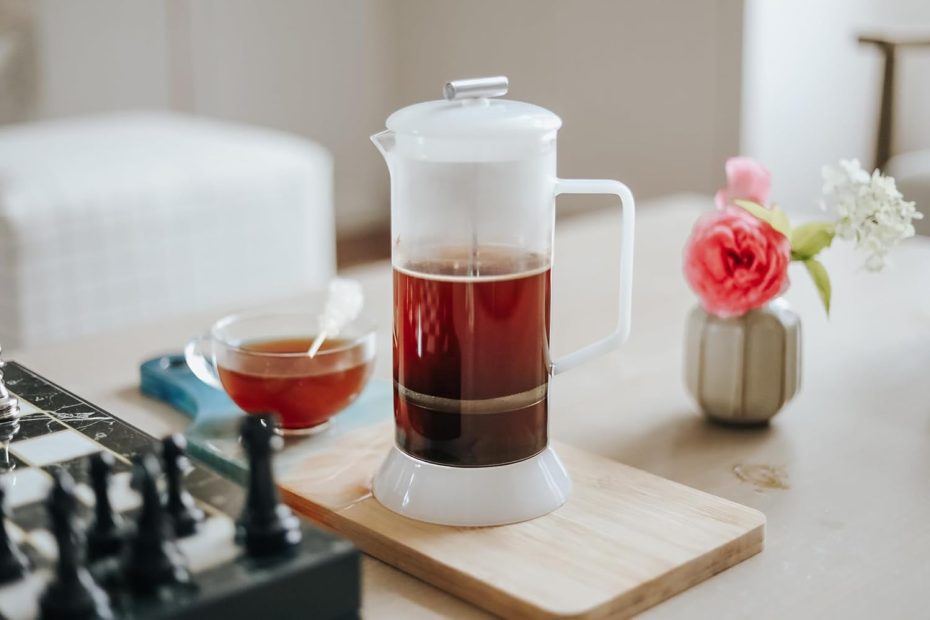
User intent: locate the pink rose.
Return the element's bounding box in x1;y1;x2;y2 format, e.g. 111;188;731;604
715;157;772;209
684;207;790;317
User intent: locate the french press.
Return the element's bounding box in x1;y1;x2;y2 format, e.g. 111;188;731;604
371;77;635;526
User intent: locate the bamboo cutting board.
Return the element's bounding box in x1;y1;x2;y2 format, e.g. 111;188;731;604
273;424;764;619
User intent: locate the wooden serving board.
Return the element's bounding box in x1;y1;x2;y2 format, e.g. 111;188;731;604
166;374;764;619
275;424;764;619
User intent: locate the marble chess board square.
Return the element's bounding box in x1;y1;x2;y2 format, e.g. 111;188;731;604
10;429;102;467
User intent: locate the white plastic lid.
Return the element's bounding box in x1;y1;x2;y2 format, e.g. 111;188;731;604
387;98;562;139
384;77;561;161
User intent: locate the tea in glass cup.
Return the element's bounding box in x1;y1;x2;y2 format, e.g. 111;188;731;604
185;312;376;434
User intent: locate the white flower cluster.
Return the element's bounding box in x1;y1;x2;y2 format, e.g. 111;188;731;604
822;159;922;271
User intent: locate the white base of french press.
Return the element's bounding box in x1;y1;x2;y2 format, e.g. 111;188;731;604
372;446;572;527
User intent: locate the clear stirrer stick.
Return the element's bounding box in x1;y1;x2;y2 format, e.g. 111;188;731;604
307;278;364;358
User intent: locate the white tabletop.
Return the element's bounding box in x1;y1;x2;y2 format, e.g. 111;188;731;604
10;194;930;618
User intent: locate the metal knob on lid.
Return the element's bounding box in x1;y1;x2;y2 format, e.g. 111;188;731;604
443;76;509;101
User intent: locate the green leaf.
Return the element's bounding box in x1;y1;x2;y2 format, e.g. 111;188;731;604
768;203;792;240
791;221;835;261
733;199;792;239
804;257;831;316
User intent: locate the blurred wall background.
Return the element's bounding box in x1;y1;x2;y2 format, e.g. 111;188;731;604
2;0;743;237
1;0;928;234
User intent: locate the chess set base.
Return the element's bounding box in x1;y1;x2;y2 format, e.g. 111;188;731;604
95;530;358;620
3;523;358;620
0;361;360;620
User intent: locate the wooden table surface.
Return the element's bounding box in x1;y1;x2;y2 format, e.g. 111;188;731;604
9;194;930;618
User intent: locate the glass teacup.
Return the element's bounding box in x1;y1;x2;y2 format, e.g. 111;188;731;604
185;311;376;434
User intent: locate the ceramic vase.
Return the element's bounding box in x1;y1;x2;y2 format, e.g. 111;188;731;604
684;298;801;425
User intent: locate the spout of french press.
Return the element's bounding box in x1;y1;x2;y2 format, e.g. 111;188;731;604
443;76;509;101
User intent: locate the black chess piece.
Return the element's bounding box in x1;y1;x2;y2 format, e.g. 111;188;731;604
162;434;204;537
124;453;190;594
86;452;124;561
0;481;28;583
38;469;113;620
239;414;302;557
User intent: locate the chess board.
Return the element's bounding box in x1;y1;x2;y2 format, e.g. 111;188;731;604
0;361;360;620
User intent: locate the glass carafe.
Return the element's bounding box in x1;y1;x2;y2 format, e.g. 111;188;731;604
372;77;635;469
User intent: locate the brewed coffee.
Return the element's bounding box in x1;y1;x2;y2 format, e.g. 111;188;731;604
394;246;550;466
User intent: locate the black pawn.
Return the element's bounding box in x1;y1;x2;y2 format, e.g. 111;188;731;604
38;469;113;620
124;454;189;594
87;453;123;560
0;482;28;583
161;434;204;537
239;414;301;557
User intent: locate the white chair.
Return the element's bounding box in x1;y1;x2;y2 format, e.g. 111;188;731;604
0;112;335;349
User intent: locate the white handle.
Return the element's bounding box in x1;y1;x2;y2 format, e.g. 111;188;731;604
550;178;635;375
184;333;223;390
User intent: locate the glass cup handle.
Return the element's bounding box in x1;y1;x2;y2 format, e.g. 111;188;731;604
550;178;635;375
184;333;223;390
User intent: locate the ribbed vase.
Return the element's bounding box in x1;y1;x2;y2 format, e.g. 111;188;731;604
684;298;801;425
